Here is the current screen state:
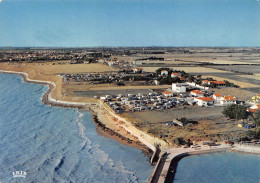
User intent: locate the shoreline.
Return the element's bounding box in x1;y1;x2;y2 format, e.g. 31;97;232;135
0;70;156;157
92;114;153;157
1;70;260;183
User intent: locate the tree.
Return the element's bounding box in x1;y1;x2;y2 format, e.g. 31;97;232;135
222;104;247;120
155;68;172;78
253;110;260;127
246;129;260;140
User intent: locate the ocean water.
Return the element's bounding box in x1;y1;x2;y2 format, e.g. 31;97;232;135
173;152;260;183
0;73;153;183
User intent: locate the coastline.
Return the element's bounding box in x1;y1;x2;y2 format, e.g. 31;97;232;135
1;69;260;183
0;70;158;157
92;114;153;157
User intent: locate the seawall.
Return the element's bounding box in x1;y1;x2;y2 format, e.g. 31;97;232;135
149;146;230;183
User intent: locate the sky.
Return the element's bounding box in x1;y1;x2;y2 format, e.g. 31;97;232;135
0;0;260;47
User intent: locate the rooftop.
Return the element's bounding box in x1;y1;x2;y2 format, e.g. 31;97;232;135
196;97;214;101
223;96;236;101
191;90;204;94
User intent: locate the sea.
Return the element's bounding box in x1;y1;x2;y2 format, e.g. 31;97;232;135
0;73;153;183
173;152;260;183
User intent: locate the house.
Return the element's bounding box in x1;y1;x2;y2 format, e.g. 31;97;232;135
172;83;187;93
202;80;226;87
220;96;236;105
202;80;211;85
213;93;222;103
211;81;226;87
162;91;173;97
195;97;214;106
190;90;204;97
133;68;143;73
161;70;168;76
247;104;260;113
171;73;180;78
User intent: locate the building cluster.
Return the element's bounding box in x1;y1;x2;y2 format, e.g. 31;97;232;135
101;58;132;69
100;85;239;113
0;49;106;62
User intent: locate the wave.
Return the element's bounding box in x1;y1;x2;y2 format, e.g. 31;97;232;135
74;110;139;182
75;110;92;149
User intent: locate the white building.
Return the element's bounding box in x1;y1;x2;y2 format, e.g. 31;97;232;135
171;73;180;78
213;94;222;103
220;96;236;105
172;83;187;93
190;90;204;97
161;70;169;76
195;97;214;106
162;91;173;97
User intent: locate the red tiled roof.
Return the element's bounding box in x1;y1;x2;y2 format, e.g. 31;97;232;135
191;90;204;94
213;94;222;97
223;96;236;101
211;81;226;85
163;91;171;95
248;109;259;113
171;73;180;75
202;80;210;82
196;97;213;101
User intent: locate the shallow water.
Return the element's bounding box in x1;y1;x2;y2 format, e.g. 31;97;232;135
173;152;260;183
0;73;153;183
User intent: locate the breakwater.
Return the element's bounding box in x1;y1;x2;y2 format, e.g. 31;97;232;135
149;146;231;183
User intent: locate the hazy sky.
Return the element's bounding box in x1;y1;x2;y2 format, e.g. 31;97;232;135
0;0;260;47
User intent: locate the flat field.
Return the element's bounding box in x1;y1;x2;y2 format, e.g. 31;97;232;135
125;106;247;142
142;66;230;73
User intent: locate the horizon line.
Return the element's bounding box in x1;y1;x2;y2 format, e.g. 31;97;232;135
1;46;260;49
